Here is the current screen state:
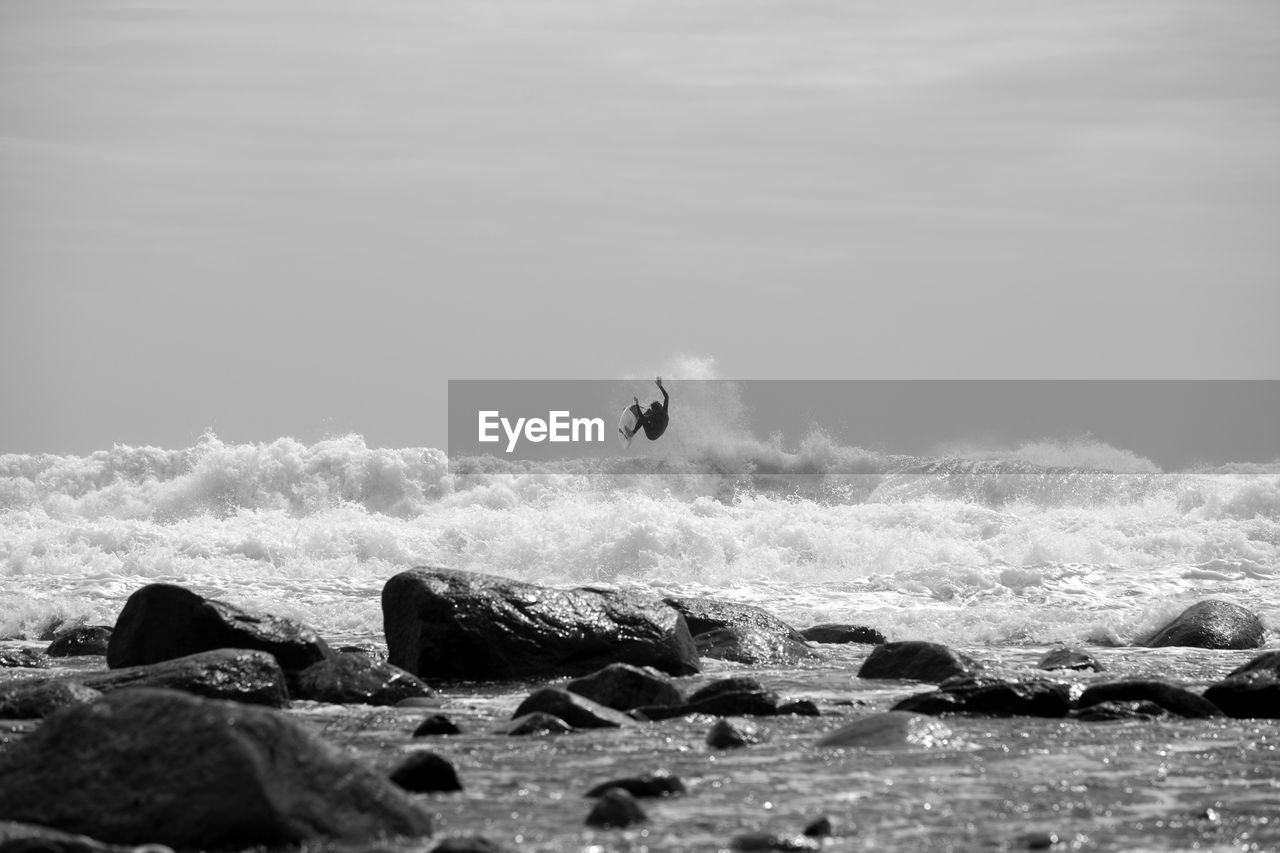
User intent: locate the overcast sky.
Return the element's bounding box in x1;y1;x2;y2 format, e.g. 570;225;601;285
2;0;1278;455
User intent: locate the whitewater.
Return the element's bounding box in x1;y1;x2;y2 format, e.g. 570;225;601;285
3;429;1277;651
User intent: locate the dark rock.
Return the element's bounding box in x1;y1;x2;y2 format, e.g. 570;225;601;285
801;624;886;645
706;718;766;749
46;625;113;657
1141;599;1264;650
688;676;766;704
512;688;636;729
0;648;51;669
891;678;1072;718
496;712;573;736
802;816;836;837
428;837;514;853
414;714;462;737
664;597;816;665
390;751;463;793
383;568;699;681
1037;647;1102;672
565;663;684;711
585;788;646;828
76;649;290;707
292;652;431;706
1077;681;1222;718
731;832;820;851
585;772;686;799
857;641;979;683
107;583;333;672
0;688;433;847
1203;650;1280;718
634;679;784;721
0;821;146;853
1070;700;1167;722
336;643;387;663
777;699;821;717
816;712;953;748
0;682;102;719
396;697;440;708
1014;831;1061;849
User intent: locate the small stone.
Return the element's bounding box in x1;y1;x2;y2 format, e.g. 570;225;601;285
497;712;573;736
389;751;463;793
802;816;835;837
801;624;886;645
512;688;635;729
777;699;820;717
585;772;686;799
46;625;113;657
413;714;462;737
731;831;820;851
1014;830;1060;849
585;788;647;828
429;838;515;853
0;648;51;669
707;718;766;750
1037;647;1102;672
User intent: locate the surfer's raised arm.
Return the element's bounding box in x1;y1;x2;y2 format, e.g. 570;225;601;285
656;377;668;411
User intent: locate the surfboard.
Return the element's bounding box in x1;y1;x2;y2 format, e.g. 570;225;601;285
617;403;642;449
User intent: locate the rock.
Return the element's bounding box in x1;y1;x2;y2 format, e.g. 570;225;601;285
428;837;514;853
565;663;684;711
76;649;290;707
383;568;699;681
46;625;113;657
1070;700;1167;722
634;677;786;721
390;752;463;793
801;624;886;645
664;597;816;665
0;688;433;847
336;643;388;663
1076;681;1223;719
816;712;953;748
414;714;463;736
291;652;432;706
1037;647;1102;672
1203;650;1280;718
512;688;636;729
0;648;51;669
585;788;647;828
731;832;821;851
0;681;102;719
1014;831;1061;849
777;699;821;717
891;678;1072;718
585;772;686;799
1141;599;1265;650
496;712;573;736
802;816;836;837
857;641;979;683
0;821;160;853
107;583;333;672
706;718;766;749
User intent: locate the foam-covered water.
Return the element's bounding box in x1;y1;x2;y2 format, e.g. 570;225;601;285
2;430;1277;647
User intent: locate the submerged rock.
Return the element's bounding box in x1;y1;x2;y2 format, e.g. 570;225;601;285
664;597;816;665
390;751;463;793
1037;647;1102;672
1070;700;1168;722
633;677;793;721
428;837;514;853
414;714;463;737
46;625;113;657
1140;599;1264;650
857;641;979;683
78;649;290;707
108;583;333;672
1076;681;1222;719
292;652;431;706
585;772;686;799
0;681;102;719
816;712;953;748
800;624;886;645
585;788;647;828
512;688;636;729
496;712;573;736
731;831;821;851
0;688;433;848
1203;650;1280;718
565;663;684;711
706;718;767;749
0;821;162;853
383;568;699;681
0;648;51;669
892;678;1072;718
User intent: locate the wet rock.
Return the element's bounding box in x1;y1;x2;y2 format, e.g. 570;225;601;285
1077;681;1222;719
108;583;333;672
414;714;463;737
777;699;821;717
892;678;1072;718
0;648;51;669
1037;647;1102;672
383;568;699;681
816;712;953;748
1141;599;1265;650
634;678;785;721
802;816;836;837
800;624;886;645
1070;700;1168;722
706;718;766;749
585;788;647;828
496;712;573;736
336;643;387;663
731;831;820;851
0;681;102;719
1203;650;1280;718
46;625;113;657
390;751;463;793
565;663;684;711
0;688;433;848
76;649;290;707
512;688;636;729
428;837;514;853
0;821;162;853
585;772;686;799
857;641;979;683
292;652;431;706
664;597;816;665
1014;830;1061;849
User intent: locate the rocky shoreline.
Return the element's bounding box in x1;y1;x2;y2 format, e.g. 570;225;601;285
1;567;1276;852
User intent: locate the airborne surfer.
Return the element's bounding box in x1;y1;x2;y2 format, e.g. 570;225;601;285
632;377;670;441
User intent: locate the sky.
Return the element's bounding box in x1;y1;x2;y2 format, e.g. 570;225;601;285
2;0;1278;455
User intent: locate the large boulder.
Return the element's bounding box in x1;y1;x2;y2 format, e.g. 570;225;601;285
1203;651;1280;719
108;584;333;672
0;688;433;848
891;678;1072;718
857;641;979;683
1140;599;1265;650
663;597;816;665
383;568;699;680
291;653;432;706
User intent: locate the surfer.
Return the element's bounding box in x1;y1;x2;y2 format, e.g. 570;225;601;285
632;377;670;441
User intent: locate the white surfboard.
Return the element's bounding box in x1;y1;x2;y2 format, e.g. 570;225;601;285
618;403;642;449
